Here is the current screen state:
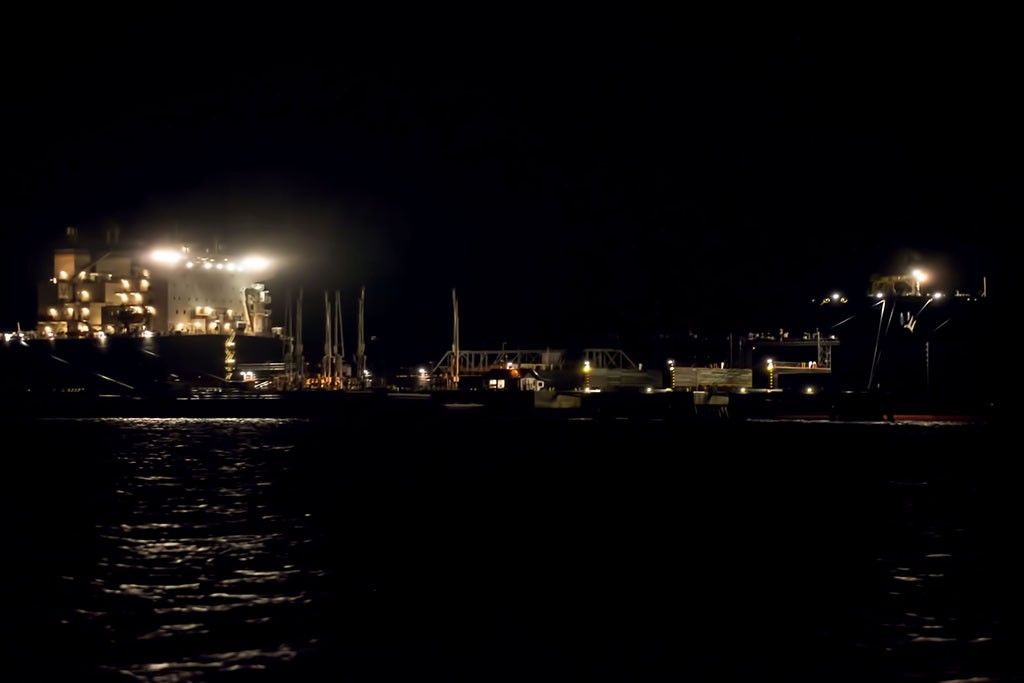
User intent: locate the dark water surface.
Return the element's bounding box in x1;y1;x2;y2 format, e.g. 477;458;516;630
1;416;1015;682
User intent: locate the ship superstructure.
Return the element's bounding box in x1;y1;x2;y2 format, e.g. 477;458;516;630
37;228;274;340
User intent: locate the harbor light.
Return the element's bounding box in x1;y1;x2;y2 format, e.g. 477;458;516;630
80;290;89;301
81;307;90;317
150;249;183;264
932;292;944;299
241;256;270;271
58;270;68;280
912;269;928;283
48;308;58;318
203;262;213;269
186;261;194;269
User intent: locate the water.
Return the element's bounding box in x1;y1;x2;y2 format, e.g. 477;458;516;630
0;416;1016;681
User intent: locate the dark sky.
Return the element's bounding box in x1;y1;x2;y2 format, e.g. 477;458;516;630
1;23;1016;365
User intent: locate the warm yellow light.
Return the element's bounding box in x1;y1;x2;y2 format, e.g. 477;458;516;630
150;249;182;264
912;269;927;283
48;308;58;318
145;306;155;314
81;307;90;317
58;270;68;280
194;321;202;328
80;290;90;301
583;360;591;373
242;256;270;270
119;293;128;303
226;309;233;317
204;306;213;315
226;263;237;272
66;307;75;316
121;279;130;289
140;279;149;291
44;325;53;334
215;263;224;270
203;262;213;270
186;262;194;269
176;323;185;331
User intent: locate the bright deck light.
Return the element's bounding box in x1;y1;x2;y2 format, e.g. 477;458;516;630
241;256;270;270
151;249;183;264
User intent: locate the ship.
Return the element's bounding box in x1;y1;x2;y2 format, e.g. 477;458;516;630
2;227;287;397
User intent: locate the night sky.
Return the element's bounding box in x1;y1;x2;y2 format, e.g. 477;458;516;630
1;24;1014;366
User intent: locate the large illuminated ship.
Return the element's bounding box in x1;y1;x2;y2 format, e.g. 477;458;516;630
2;227;286;396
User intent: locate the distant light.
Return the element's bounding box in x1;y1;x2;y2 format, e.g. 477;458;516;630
226;263;237;272
831;292;840;301
176;323;185;331
226;309;233;317
44;325;53;335
80;290;90;301
739;387;747;394
203;262;213;270
96;331;106;339
932;292;944;299
215;263;224;270
78;271;87;279
150;249;183;264
58;270;68;280
242;256;270;271
142;330;153;338
81;307;90;316
912;269;928;283
667;359;675;368
875;292;884;299
204;306;213;315
186;261;194;269
48;308;58;318
645;387;653;394
418;367;426;375
583;360;592;373
121;278;130;289
804;386;816;395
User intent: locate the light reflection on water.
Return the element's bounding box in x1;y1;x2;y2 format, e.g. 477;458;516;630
4;417;1015;681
